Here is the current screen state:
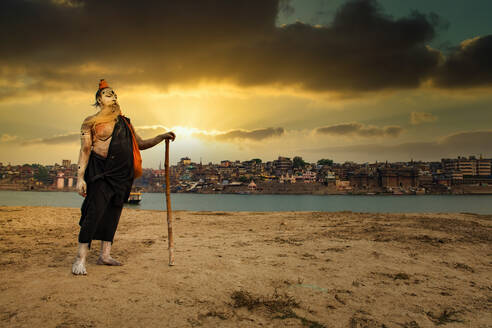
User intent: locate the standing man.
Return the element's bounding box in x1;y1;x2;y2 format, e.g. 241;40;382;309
72;79;175;275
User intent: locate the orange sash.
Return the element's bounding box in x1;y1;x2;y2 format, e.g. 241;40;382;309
121;116;142;179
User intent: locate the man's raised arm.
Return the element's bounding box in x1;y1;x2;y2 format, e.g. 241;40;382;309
134;129;176;150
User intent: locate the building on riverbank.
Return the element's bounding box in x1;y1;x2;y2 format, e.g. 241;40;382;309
442;155;491;176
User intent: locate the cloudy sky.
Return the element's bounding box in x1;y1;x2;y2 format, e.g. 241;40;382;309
1;0;491;167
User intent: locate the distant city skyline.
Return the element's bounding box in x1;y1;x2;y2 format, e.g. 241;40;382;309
1;0;491;167
1;153;490;169
2;152;490;196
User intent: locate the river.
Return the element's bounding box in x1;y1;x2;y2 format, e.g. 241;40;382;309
1;191;491;214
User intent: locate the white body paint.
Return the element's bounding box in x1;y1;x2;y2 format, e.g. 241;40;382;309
72;242;88;275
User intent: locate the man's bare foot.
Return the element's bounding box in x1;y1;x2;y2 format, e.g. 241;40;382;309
72;242;89;275
72;257;87;275
97;256;123;266
98;241;122;266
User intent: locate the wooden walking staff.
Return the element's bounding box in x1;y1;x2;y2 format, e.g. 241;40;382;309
165;139;175;266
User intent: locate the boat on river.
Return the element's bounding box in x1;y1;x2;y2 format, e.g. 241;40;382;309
127;192;142;204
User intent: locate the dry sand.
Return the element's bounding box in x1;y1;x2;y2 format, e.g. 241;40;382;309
0;206;491;328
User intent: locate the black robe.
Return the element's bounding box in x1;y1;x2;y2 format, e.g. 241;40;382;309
78;115;134;248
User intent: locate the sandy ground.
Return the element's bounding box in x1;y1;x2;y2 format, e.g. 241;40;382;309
0;206;491;328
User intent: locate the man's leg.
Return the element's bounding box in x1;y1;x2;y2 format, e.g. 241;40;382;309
73;181;111;274
97;203;123;266
78;182;111;245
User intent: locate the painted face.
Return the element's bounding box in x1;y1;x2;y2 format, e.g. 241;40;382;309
98;87;118;108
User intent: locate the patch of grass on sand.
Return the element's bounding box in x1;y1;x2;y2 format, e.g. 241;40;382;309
349;316;388;328
453;262;474;272
231;289;298;312
230;289;326;327
393;272;410;280
401;320;420;328
198;311;229;320
426;308;464;325
374;272;410;280
191;211;230;215
274;237;304;246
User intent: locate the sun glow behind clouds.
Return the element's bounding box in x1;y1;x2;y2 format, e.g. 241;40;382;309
136;125;222;139
126;81;346;104
172;126;223;138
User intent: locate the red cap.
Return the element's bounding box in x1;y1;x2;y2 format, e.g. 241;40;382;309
98;79;109;90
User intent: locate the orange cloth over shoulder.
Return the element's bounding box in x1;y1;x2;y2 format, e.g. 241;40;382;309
121;116;142;179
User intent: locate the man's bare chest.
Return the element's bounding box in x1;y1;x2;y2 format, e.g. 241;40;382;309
92;122;116;142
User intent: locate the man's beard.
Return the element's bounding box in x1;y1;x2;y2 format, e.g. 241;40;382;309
88;104;122;126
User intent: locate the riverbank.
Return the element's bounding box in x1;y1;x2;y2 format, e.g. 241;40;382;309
192;182;492;195
1;206;490;327
3;181;492;195
2;187;492;195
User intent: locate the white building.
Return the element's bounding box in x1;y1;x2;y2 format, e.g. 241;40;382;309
279;173;296;184
248;180;257;190
302;171;317;183
56;172;65;189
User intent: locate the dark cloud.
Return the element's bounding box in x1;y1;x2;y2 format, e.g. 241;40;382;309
315;122;403;138
278;0;295;17
0;134;18;143
135;126;168;139
213;127;285;141
303;130;492;161
21;133;79;146
18;125;284;145
440;130;492;149
136;125;285;141
21;126;170;145
410;111;438;125
0;0;453;99
434;35;492;88
0;0;488;100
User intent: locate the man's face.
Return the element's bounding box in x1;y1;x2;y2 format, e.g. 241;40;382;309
98;88;118;108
